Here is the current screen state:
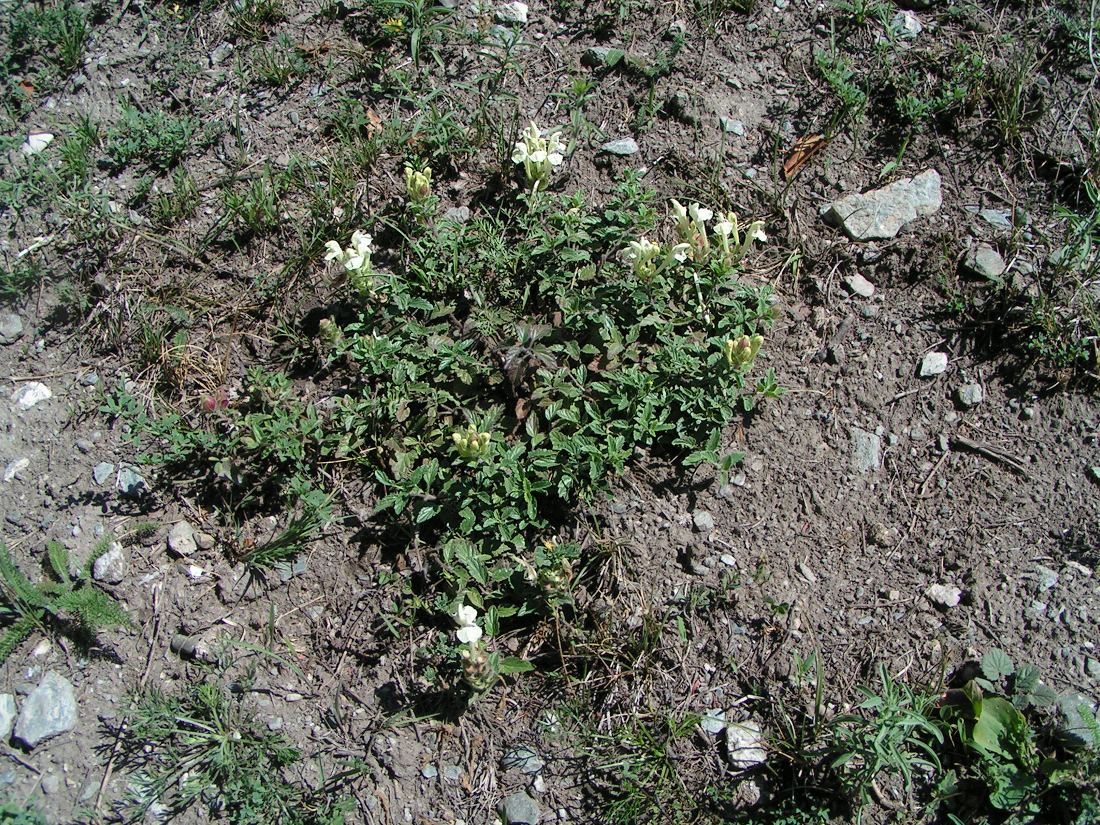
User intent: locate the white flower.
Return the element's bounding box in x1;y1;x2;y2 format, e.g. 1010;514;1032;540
513;122;566;189
668;242;691;263
745;221;767;244
713;217;733;241
456;624;483;645
454;604;483;645
689;203;713;224
324;231;374;274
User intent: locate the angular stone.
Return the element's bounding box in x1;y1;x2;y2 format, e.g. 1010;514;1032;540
844;272;875;298
720;117;746;136
12;382;51;410
601;137;639;156
21;133;54;156
117;466;148;498
93;462;114;485
692;510;715;533
13;671;78;748
499;791;541;824
167;521;197;557
0;694;15;740
850;427;882;474
92;542;127;584
926;583;962;608
962;243;1006;280
822;169;942;241
725;720;767;770
920;351;948;377
0;313;23;345
957;383;983;408
495;1;528;23
3;458;29;483
889;10;922;39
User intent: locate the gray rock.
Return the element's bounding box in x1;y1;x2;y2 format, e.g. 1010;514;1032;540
1056;693;1098;749
275;555;308;582
13;671;78;748
80;371;100;387
209;42;233;67
0;313;24;345
926;583;962;608
168;521;197;557
957;383;983;408
499;791;541;824
117;466;148;497
501;745;544;774
700;708;726;734
75;439;93;454
442;764;461;781
850;427;882;474
889;10;922;39
920;351;948;377
822;169;942;241
12;382;52;410
2;458;29;483
720;117;746;136
92;542;127;584
40;773;61;795
725;720;767;770
977;207;1013;229
962;243;1006;280
92;462;114;485
1036;565;1059;590
601;137;639;156
692;510;715;533
495;1;528;23
421;764;438;779
194;531;216;550
844;272;875;298
0;693;15;739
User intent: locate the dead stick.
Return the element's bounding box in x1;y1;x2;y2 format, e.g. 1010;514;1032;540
950;436;1030;477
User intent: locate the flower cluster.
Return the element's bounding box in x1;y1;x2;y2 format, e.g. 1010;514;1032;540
712;212;767;267
453;424;491;461
511;122;565;192
620;236;689;279
620;201;767;281
404;165;432;204
324;230;374;297
723;334;764;370
454;603;495;691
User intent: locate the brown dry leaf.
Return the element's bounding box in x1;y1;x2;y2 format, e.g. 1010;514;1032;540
16;79;34;99
782;133;828;180
364;107;383;137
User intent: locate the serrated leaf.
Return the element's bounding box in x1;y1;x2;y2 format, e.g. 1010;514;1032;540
981;649;1014;682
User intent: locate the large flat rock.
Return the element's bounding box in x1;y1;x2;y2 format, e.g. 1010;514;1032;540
822;169;942;241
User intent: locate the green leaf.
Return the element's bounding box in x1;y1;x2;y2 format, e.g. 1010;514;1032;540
981;649;1014;683
971;696;1028;760
497;656;534;675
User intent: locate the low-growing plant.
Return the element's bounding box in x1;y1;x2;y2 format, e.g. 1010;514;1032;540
0;539;128;664
120;675;359;824
830;665;944;822
937;649;1100;821
251;32;309;87
104;105;202;172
